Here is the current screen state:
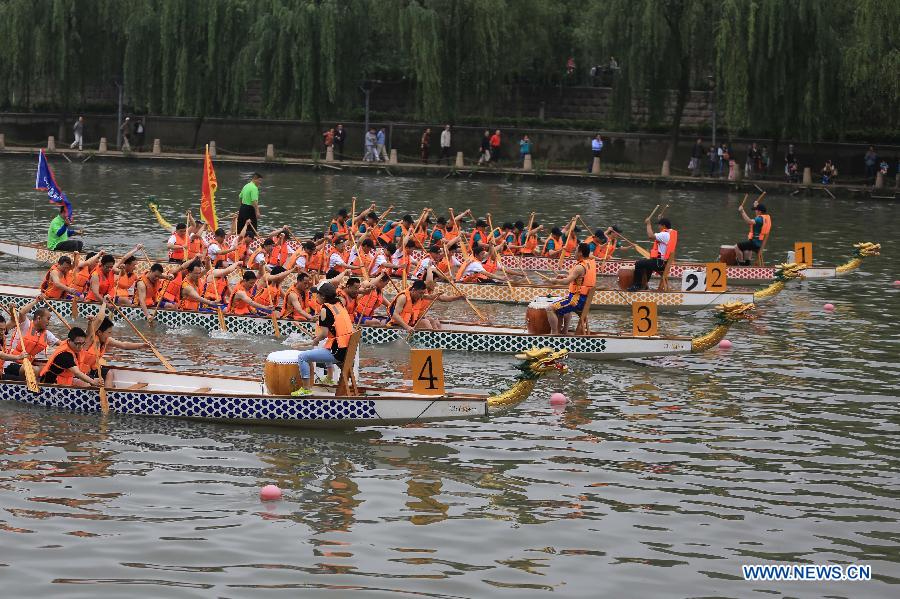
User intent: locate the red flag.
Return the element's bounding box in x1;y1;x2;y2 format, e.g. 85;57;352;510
200;144;218;230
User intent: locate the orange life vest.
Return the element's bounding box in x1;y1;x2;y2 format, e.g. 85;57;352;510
227;283;255;315
72;265;92;292
187;236;203;260
114;271;137;300
484;256;498;273
455;259;489;283
161;271;184;304
284;248;308;270
354;288;383;320
324;302;354;350
10;324;49;359
568;258;597;296
563;233;578;257
268;240;288;266
134;274;162;308
338;289;357;316
280;287;312;319
748;214;772;242
179;278;203;311
541;236;561;256
468;229;488;248
203;274;230;303
78;339;107;375
330;219;349;240
39;342;77;385
521;232;539;255
168;231;188;261
307;249;324;272
86;267;115;302
253;283;283;309
41;265;68;299
389;290;425;326
230;240;250;265
650;229;678;261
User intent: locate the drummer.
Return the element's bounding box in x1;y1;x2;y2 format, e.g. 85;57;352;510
290;282;355;396
545;243;596;335
731;203;771;265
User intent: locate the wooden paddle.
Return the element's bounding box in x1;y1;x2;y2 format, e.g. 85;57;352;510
10;306;39;392
738;193;749;210
658;203;670;218
108;302;176;372
613;230;652;259
97;356;110;414
486;214;517;295
44;301;72;331
71;252;80;319
646;204;660;222
518;212;535;283
265;280;281;338
440;245;487;322
216;307;228;332
557;215;579;269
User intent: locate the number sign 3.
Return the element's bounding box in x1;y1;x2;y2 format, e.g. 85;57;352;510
632;302;658;337
410;349;445;395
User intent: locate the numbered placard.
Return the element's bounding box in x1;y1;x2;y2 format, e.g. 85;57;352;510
682;269;706;292
410;349;445;395
794;242;813;266
705;262;728;292
632;302;658;337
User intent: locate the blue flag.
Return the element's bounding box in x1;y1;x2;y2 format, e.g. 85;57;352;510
35;149;72;218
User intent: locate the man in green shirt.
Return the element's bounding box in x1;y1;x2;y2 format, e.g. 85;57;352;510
47;206;84;251
237;172;263;233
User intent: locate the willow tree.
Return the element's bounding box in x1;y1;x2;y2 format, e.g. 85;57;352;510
716;0;848;142
578;0;716;162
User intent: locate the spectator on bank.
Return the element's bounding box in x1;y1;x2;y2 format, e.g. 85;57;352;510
363;128;377;162
334;124;346;161
519;135;532;167
821;159;837;184
864;146;877;180
134;117;146;151
478;130;491;165
376;128;388;162
761;146;770;175
879;159;889;176
119;117;132;151
420;128;431;163
439;125;452;164
689;137;703;176
70;116;84;151
588;134;603;172
707;145;717;176
322;128;334;153
745;143;759;178
490;130;502;162
784;144;799;182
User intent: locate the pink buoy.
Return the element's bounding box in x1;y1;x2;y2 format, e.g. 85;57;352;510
823;303;835;311
549;392;568;405
260;484;282;501
894;280;900;286
718;339;732;349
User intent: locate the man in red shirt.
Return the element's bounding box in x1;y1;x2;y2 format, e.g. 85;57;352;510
489;130;501;163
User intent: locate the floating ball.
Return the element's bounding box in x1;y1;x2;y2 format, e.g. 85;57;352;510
823;303;835;311
894;280;900;286
550;392;568;405
260;484;282;501
718;339;732;349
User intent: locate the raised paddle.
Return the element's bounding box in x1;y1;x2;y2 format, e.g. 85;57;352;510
440;245;487;322
658;203;670;218
108;302;176;372
557;215;579;269
44;301;72;331
486;214;517;295
612;230;652;259
646;204;660;222
738;193;749;210
10;305;39;393
71;252;80;319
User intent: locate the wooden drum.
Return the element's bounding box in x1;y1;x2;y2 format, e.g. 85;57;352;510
264;350;302;395
719;245;737;265
617;266;635;290
526;297;557;335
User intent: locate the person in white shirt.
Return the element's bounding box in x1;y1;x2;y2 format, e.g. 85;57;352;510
439;125;452;165
206;228;230;266
628;218;677;291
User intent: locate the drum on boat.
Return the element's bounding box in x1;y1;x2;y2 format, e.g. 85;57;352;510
617;266;635;290
719;245;737;265
526;296;559;335
264;350;302;395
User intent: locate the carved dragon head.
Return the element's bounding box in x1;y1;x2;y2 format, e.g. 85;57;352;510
513;347;569;380
715;301;757;325
853;242;880;258
775;262;806;281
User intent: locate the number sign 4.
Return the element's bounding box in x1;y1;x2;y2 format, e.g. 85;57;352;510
410;349;446;395
632;302;658;337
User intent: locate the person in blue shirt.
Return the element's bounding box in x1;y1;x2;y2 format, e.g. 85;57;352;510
588;134;603;172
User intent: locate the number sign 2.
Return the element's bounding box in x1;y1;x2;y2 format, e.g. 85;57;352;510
794;242;813;266
410;349;445;395
705;262;727;292
632;302;658;337
682;269;706;292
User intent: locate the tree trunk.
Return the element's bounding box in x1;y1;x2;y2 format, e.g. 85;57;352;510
664;60;690;164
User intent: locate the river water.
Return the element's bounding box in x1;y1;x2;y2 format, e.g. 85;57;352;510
0;156;897;598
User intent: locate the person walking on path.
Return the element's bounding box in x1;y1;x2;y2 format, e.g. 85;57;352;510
477;130;491;165
364;128;377;162
439;125;452;165
689;137;703;176
334;124;346;161
119;117;132;151
134;118;146;151
519;135;532;167
70;116;84;151
376;128;388;162
420;128;431;163
864;146;878;180
489;129;502;163
588;134;603;172
237;173;262;233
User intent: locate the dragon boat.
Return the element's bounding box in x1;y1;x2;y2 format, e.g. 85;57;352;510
0;283;755;360
0;346;568;429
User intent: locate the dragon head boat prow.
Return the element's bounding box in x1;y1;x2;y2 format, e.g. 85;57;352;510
691;301;757;352
835;241;881;274
754;262;806;300
487;347;569;409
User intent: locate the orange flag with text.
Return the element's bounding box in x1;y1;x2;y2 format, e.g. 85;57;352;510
200;144;218;230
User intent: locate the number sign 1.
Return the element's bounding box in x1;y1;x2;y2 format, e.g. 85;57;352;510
681;269;706;292
410;349;445;395
705;262;728;292
632;302;659;337
794;242;813;266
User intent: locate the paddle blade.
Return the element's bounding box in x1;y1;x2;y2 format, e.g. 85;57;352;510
271;313;281;338
22;358;40;393
99;385;109;414
71;298;79;319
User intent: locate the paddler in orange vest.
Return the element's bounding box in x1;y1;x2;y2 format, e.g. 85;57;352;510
4;305;60;380
86;245;143;303
329;208;351;242
179;260;228;311
252;266;293;310
280;272;317;321
585;226;621;260
546;243;597;335
338;277;362;316
205;228;230;267
732;203;771;265
455;245;511;284
351;203;378;236
134;263;167;321
111;255;141;305
156;261;192;309
353;273;392;324
226;270;275;315
202;260;241;305
69;251;105;294
327;238;359;274
38;327;103;387
289;281;356;396
41;256;82;299
629;217;678;291
468;219;490;248
540;227;564;258
509;221;542;255
389;276;462;332
0;294;47;378
167;222;189;262
78;300;147;383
